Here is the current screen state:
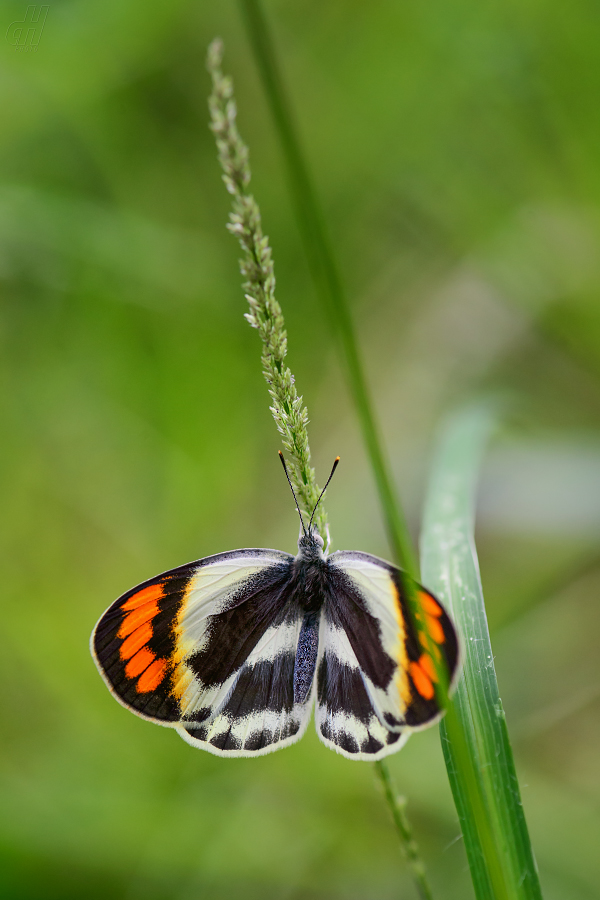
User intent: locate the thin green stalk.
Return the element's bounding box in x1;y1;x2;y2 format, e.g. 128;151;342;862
375;761;433;900
207;39;434;900
421;405;544;900
238;0;417;579
206;39;326;539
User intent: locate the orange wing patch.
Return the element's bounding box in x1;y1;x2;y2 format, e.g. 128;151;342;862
118;599;161;638
420;592;442;617
125;646;156;679
415;590;446;647
418;653;438;682
411;591;449;699
410;653;438;700
137;658;168;693
122;583;164;610
118;583;169;693
120;621;153;660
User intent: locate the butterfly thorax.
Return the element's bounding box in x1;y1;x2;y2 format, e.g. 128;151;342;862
291;529;329;614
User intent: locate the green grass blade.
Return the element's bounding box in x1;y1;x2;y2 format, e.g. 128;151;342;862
420;405;543;900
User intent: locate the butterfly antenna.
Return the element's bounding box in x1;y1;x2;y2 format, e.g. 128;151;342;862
308;456;340;532
278;451;308;537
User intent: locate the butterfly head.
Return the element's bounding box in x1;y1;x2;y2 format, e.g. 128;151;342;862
297;526;325;559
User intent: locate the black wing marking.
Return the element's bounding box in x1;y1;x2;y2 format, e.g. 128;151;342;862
315;604;408;760
179;608;315;757
315;637;407;760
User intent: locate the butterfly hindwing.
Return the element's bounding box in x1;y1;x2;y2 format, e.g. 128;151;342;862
180;606;314;756
316;609;409;760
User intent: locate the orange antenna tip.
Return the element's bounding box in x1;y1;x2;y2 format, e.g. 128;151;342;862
308;455;341;531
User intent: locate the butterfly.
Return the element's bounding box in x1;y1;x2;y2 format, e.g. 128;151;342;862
91;453;460;760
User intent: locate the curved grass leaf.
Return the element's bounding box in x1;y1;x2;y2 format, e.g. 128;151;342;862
420;404;543;900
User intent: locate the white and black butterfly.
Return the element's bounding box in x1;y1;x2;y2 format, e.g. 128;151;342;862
91;454;459;760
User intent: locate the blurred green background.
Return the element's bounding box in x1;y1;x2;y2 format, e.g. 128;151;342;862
1;1;599;898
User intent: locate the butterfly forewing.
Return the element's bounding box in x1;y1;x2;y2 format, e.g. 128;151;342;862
92;549;305;746
325;551;460;733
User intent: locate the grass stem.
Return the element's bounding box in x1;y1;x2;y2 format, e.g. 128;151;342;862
207;38;327;538
375;761;434;900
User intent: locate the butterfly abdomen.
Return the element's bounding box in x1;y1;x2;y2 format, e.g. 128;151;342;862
288;550;330;704
293;611;320;702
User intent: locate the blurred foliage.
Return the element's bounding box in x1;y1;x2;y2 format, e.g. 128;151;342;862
1;1;599;899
